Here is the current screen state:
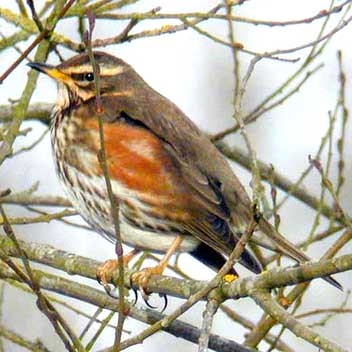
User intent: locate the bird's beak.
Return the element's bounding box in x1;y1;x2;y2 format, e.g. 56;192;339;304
27;62;70;83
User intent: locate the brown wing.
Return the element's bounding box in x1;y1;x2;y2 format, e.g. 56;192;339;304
100;88;253;226
99;94;237;213
142;89;254;225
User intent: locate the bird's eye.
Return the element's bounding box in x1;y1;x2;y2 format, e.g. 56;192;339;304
84;72;94;81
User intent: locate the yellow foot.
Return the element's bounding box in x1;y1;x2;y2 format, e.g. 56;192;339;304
96;259;120;286
131;265;164;299
96;249;140;288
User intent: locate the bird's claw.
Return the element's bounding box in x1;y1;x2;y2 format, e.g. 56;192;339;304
96;259;121;297
131;267;156;299
97;259;168;310
160;293;168;313
96;259;119;285
131;266;166;308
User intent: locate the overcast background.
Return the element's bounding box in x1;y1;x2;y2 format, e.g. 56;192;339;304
0;0;351;351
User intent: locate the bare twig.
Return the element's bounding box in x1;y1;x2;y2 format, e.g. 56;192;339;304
84;11;126;351
0;323;50;352
95;1;351;28
198;299;220;352
0;209;76;226
0;206;84;351
252;290;347;352
0;0;76;84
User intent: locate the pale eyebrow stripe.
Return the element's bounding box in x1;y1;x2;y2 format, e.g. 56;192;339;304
64;64;125;76
101;90;133;97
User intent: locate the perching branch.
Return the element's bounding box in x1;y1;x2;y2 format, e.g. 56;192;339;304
0;234;351;303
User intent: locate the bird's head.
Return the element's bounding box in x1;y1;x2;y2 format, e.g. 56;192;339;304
28;51;133;108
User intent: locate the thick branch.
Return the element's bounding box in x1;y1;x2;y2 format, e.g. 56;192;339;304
0;263;256;352
0;235;350;301
0;103;52;124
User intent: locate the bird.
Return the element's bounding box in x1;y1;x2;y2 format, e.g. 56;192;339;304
28;51;341;294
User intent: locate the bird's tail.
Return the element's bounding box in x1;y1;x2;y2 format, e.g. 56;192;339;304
251;217;342;290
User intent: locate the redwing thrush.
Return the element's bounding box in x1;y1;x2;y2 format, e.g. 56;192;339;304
28;51;341;292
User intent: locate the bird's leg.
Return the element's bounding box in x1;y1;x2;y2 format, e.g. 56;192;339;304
97;248;140;286
131;235;183;297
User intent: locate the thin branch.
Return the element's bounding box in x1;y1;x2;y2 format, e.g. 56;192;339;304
0;324;50;352
0;0;76;165
0;209;76;226
0;0;76;84
198;299;219;352
211;64;324;142
93;1;352;28
0;206;84;352
221;305;295;352
84;10;126;351
216;141;349;225
251;290;347;352
296;307;352;320
244;214;349;348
